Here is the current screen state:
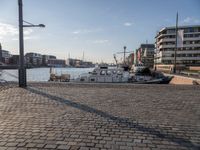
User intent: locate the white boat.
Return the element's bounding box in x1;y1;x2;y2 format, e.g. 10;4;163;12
76;65;172;84
76;65;130;83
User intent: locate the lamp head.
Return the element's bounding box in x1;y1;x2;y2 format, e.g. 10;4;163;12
38;24;45;28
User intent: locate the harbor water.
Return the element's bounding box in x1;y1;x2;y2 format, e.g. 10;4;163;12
0;67;94;82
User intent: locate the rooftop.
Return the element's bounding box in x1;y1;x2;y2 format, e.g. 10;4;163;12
158;24;200;35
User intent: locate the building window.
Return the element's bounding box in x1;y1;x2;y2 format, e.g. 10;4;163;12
167;29;175;34
194;28;198;32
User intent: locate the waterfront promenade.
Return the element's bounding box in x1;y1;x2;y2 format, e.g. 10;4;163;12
0;82;199;150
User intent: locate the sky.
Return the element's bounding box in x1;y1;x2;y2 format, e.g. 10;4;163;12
0;0;200;63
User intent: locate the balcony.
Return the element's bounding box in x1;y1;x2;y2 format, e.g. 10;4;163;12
157;37;200;45
184;37;200;41
184;44;200;47
156;32;200;41
159;44;175;49
159;43;200;49
162;56;200;61
156;33;175;39
162;50;200;54
157;38;175;44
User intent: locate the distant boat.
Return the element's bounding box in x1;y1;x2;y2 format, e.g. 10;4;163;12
49;67;70;82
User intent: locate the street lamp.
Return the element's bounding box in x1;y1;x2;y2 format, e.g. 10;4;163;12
122;46;126;65
23;20;45;28
18;0;45;87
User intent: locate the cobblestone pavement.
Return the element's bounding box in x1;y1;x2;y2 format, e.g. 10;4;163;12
0;82;199;150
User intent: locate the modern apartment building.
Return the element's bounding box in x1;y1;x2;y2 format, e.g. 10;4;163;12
42;55;56;66
155;25;200;69
135;44;155;68
47;59;66;67
0;43;2;63
0;43;12;64
2;50;12;64
9;55;20;65
25;52;42;67
68;58;94;68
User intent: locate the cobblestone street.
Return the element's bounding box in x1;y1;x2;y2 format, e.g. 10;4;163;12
0;83;199;150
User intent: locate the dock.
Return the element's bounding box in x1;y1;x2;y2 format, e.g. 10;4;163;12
0;82;199;149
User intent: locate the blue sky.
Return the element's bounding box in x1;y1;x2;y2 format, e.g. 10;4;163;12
0;0;200;63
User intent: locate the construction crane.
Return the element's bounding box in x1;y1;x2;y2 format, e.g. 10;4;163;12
116;46;134;65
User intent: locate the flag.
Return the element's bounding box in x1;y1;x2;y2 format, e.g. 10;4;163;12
177;29;184;47
131;53;134;64
137;50;140;63
137;48;142;63
144;48;147;57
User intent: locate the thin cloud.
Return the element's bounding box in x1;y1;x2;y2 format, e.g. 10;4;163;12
24;28;33;35
93;40;109;44
72;28;103;34
24;36;39;40
0;22;34;39
72;29;93;34
123;22;133;27
183;17;200;24
12;36;38;41
0;23;18;36
72;31;80;34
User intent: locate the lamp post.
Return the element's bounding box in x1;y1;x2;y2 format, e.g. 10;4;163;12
18;0;45;87
123;46;126;65
174;12;178;74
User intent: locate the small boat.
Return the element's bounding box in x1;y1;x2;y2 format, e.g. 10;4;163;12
76;65;130;83
49;67;70;82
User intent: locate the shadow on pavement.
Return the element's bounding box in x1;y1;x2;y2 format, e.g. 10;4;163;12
26;86;199;149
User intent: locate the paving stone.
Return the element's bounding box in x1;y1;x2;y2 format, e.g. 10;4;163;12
79;147;89;150
57;145;70;150
6;143;18;147
16;148;28;150
44;144;57;149
90;148;100;150
25;143;36;148
0;142;6;146
0;147;7;150
6;147;17;150
35;143;45;148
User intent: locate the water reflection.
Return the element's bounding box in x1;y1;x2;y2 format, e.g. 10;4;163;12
0;67;93;82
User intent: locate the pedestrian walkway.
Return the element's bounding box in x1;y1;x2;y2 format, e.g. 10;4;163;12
0;83;199;150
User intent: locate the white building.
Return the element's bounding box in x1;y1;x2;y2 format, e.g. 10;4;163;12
155;25;200;70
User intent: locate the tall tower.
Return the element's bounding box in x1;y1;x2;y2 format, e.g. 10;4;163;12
0;43;2;63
